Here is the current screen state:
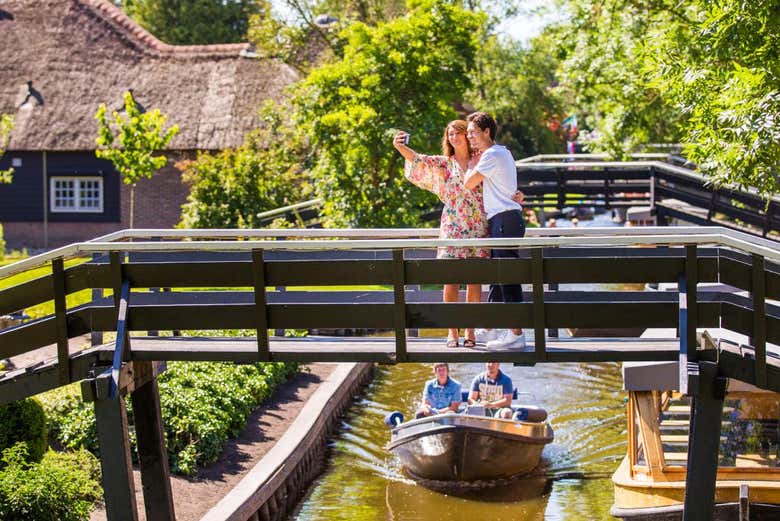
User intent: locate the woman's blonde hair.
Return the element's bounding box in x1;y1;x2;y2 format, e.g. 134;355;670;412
441;120;468;157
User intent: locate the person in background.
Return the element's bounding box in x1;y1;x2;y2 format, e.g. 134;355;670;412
468;362;514;419
464;111;527;350
393;121;488;348
416;362;462;418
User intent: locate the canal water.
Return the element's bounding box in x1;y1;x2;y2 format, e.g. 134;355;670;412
294;212;628;520
294;362;625;521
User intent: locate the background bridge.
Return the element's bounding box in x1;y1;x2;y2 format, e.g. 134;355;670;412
269;154;780;239
1;226;779;520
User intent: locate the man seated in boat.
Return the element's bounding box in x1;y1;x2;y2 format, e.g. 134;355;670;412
468;362;514;419
415;363;462;419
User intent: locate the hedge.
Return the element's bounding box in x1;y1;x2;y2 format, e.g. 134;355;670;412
42;361;299;475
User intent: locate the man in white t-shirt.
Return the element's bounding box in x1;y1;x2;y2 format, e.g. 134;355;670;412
464;112;527;350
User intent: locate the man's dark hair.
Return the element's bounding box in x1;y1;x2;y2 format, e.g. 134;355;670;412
467;111;497;141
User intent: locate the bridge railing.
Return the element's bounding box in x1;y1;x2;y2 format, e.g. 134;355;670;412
516;157;780;238
1;226;779;405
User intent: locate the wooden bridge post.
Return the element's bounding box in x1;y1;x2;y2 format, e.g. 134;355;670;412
751;254;767;388
131;362;175;521
531;248;546;361
392;249;407;362
682;361;727;521
94;394;139;521
51;257;70;385
91;252;104;346
252;249;270;362
677;245;698;394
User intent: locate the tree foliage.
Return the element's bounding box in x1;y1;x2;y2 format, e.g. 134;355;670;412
554;0;779;198
95;91;179;227
0;114;13;183
248;0;407;72
651;1;780;198
293;0;486;227
466;33;564;158
124;0;262;44
179;101;310;228
553;0;687;157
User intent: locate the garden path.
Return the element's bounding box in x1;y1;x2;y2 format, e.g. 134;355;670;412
89;363;336;521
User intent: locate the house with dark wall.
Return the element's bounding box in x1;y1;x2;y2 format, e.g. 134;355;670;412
0;0;298;249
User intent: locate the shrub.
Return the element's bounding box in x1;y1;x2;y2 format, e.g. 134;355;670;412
0;444;101;521
0;398;48;464
158;361;299;474
42;385;98;454
41;362;299;475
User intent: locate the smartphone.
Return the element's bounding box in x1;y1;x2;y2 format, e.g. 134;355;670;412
402;133;410;145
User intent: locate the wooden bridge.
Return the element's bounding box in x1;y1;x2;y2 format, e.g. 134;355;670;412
1;226;779;521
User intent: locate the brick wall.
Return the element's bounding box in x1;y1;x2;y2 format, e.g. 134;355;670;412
3;157;192;250
120;161;190;229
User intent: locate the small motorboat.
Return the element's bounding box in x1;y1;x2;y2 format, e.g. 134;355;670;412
384;396;554;482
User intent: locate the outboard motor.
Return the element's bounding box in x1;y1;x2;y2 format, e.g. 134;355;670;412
512;407;548;423
384;411;404;428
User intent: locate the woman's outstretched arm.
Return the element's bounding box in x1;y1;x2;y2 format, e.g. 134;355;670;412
392;131;415;162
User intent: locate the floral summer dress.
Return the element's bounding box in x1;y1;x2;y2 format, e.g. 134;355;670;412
405;154;489;259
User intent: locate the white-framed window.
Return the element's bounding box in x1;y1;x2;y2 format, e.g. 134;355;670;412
50;176;104;213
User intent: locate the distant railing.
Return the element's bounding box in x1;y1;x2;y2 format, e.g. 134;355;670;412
516;156;780;238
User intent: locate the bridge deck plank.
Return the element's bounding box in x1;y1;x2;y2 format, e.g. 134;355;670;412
115;336;682;364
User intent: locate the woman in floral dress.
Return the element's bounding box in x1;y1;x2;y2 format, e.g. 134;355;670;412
392;120;489;347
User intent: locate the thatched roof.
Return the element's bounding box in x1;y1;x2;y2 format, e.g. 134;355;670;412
0;0;298;151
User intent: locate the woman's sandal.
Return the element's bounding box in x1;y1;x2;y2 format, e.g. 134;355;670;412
463;339;476;348
446;339;459;348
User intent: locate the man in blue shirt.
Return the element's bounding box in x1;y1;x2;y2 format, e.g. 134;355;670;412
468;362;514;419
416;363;462;419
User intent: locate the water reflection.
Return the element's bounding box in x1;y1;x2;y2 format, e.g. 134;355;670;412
384;477;552;521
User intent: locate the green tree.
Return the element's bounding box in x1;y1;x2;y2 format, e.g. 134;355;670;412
554;0;779;198
179;101;310;228
553;0;688;157
125;0;262;44
248;0;407;72
95;91;179;228
466;32;564;158
293;0;486;227
651;1;780;199
0;114;13;183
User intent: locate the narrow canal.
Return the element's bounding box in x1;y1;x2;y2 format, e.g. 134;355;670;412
294;213;628;520
294;362;625;520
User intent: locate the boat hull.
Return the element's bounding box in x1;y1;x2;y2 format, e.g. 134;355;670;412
387;414;553;482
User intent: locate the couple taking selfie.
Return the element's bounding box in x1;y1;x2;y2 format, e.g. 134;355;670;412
392;112;526;351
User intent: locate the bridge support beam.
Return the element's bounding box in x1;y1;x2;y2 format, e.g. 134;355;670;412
131;362;175;521
94;394;139;521
682;361;727;521
83;361;170;521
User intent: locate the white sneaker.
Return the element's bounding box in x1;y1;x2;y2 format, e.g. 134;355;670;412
487;331;527;350
474;328;501;344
